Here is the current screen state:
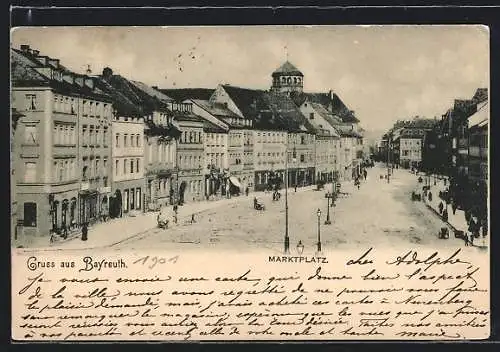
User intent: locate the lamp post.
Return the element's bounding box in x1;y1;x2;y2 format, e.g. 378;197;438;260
316;208;322;254
325;193;331;225
284;136;290;254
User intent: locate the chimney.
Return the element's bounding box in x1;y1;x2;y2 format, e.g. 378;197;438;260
102;67;113;80
32;50;40;56
20;44;30;52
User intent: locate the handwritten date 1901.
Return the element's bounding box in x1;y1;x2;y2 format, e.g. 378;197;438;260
133;255;179;269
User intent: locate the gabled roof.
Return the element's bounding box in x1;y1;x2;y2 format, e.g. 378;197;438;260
99;73;171;116
11;48;110;101
191;99;240;119
291;91;359;123
160;88;215;101
272;61;304;77
220;85;316;133
130;80;174;104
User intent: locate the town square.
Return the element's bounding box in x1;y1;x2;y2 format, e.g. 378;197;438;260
10;26;488;254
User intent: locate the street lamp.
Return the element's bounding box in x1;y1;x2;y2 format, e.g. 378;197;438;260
284;137;290;254
296;240;304;255
325;193;332;225
316;208;322;254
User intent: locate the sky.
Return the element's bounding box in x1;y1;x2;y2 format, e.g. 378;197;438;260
11;25;489;132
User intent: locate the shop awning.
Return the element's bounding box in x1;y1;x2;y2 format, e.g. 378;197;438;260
229;176;242;189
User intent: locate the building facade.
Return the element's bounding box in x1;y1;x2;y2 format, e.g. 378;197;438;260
182;99;230;198
11;45;113;245
11;109;24;245
288;131;316;187
399;136;423;169
111;117;145;217
173;102;206;204
253;130;287;191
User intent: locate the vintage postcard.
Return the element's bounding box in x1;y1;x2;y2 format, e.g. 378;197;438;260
10;25;490;341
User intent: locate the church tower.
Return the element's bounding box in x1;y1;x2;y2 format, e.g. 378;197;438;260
270;61;304;95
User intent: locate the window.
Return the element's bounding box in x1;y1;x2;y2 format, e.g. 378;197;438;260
198;132;202;143
310;113;314;120
124;134;128;147
103;127;108;147
124;159;128;174
24;125;38;145
24;162;36;182
300;154;305;162
136;134;140;147
115;133;120;147
23;202;37;227
136;158;140;173
25;94;37;110
301;136;305;145
115;159;119;176
130;160;134;174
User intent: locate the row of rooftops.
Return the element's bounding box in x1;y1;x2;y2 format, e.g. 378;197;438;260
11;45;362;138
381;87;488;142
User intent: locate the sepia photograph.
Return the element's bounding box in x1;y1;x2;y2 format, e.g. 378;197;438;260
10;25;490;341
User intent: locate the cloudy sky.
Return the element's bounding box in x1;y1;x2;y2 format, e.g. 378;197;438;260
11;26;488;131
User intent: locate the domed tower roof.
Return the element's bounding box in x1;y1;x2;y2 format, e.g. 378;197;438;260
272;61;304;77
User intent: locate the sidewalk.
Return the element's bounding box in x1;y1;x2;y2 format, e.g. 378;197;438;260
27;185;316;251
414;173;488;249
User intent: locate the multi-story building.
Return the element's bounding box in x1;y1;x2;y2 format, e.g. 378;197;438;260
180;98;230;198
110;117;145;216
99;68;179;210
209;84;255;194
11;45;113;245
11;108;24;245
253;130;287;191
171;102;206;204
287;131;316;187
468;100;488;187
397;131;424;169
467;100;488;221
298;100;342;182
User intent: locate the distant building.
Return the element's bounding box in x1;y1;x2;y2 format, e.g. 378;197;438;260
270;61;304;96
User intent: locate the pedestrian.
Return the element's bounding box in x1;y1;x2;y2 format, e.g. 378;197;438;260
294;184;297;192
442;208;448;222
363;169;367;180
452;202;457;215
438;202;444;214
468;232;475;246
61;224;68;239
81;222;88;241
245;187;249;197
464;232;470;246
